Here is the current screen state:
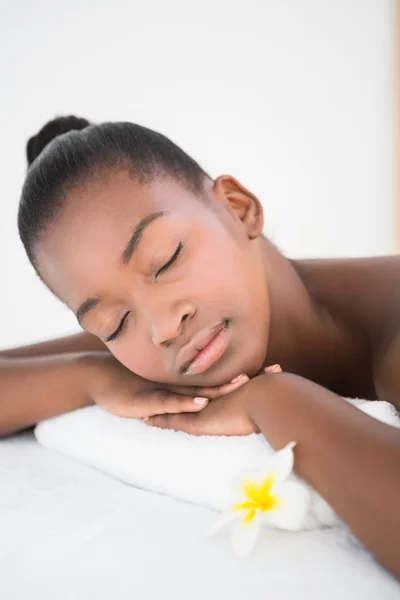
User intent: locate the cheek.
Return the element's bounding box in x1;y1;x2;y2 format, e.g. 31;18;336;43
196;242;258;309
109;343;162;379
190;236;247;294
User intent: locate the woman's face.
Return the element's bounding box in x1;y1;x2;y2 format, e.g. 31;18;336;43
37;171;270;385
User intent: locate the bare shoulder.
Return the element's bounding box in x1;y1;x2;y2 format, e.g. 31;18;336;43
293;255;400;403
293;255;400;335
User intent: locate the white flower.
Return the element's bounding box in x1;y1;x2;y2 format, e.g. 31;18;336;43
206;441;311;558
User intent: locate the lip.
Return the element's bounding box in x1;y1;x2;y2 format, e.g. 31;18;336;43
178;321;230;376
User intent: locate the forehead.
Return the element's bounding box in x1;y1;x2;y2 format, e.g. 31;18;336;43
37;171;208;306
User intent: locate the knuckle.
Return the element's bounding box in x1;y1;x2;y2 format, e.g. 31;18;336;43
156;391;170;412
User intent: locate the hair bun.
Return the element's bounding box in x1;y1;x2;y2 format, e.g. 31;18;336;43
26;115;90;166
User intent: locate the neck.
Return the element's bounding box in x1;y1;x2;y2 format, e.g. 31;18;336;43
259;240;343;384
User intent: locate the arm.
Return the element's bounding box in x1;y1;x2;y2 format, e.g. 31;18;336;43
0;353;96;437
0;351;224;439
248;373;400;580
0;331;107;358
145;366;400;579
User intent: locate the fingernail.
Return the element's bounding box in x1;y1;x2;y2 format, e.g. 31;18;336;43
230;374;247;384
193;397;208;405
266;364;282;373
143;417;149;422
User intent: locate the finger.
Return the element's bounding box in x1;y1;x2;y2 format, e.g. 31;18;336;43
145;412;200;434
165;373;249;400
264;364;282;374
163;384;200;397
202;374;250;398
115;392;209;419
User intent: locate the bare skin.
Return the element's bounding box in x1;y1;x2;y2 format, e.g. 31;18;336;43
0;330;107;358
2;170;400;578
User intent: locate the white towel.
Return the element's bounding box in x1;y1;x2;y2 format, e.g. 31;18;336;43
35;398;400;529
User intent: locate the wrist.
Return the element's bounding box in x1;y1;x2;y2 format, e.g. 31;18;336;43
75;352;155;402
72;352;110;405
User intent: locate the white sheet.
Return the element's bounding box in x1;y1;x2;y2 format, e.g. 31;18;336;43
1;431;400;599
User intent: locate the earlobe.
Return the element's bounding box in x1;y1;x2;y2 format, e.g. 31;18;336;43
213;175;264;239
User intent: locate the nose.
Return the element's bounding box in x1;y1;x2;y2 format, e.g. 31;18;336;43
149;300;196;347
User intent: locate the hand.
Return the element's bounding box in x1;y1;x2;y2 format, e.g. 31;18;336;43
83;353;251;420
145;380;257;436
164;365;281;400
145;364;282;435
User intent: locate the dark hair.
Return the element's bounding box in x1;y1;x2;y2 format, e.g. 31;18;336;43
26;115;90;167
19;118;209;272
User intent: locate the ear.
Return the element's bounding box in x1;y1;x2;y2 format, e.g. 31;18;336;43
212;175;264;239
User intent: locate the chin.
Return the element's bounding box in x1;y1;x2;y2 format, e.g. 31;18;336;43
197;351;264;386
237;346;268;379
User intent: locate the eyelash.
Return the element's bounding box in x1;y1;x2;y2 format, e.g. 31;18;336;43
105;242;184;343
155;241;183;277
105;311;130;343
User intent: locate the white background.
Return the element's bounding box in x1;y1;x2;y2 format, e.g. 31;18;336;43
0;0;396;349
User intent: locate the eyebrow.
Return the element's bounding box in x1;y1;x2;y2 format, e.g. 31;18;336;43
120;210;168;267
76;297;101;326
76;210;168;326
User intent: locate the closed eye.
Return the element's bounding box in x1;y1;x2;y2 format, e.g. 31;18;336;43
105;311;130;343
106;242;183;343
156;242;183;277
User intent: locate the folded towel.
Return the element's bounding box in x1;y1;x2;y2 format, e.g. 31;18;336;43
35;398;399;528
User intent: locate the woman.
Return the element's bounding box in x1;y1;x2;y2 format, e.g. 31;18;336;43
2;116;400;578
1;118;246;435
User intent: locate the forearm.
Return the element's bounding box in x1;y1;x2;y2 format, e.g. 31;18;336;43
0;331;107;358
248;373;400;579
0;354;96;437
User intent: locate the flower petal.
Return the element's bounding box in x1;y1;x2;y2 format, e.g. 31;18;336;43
229;467;264;492
265;441;296;486
259;473;275;499
242;508;257;525
264;480;310;531
205;511;238;537
230;510;262;558
241;479;260;502
231;500;258;512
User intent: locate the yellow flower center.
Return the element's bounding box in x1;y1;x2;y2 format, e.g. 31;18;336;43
230;473;280;525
